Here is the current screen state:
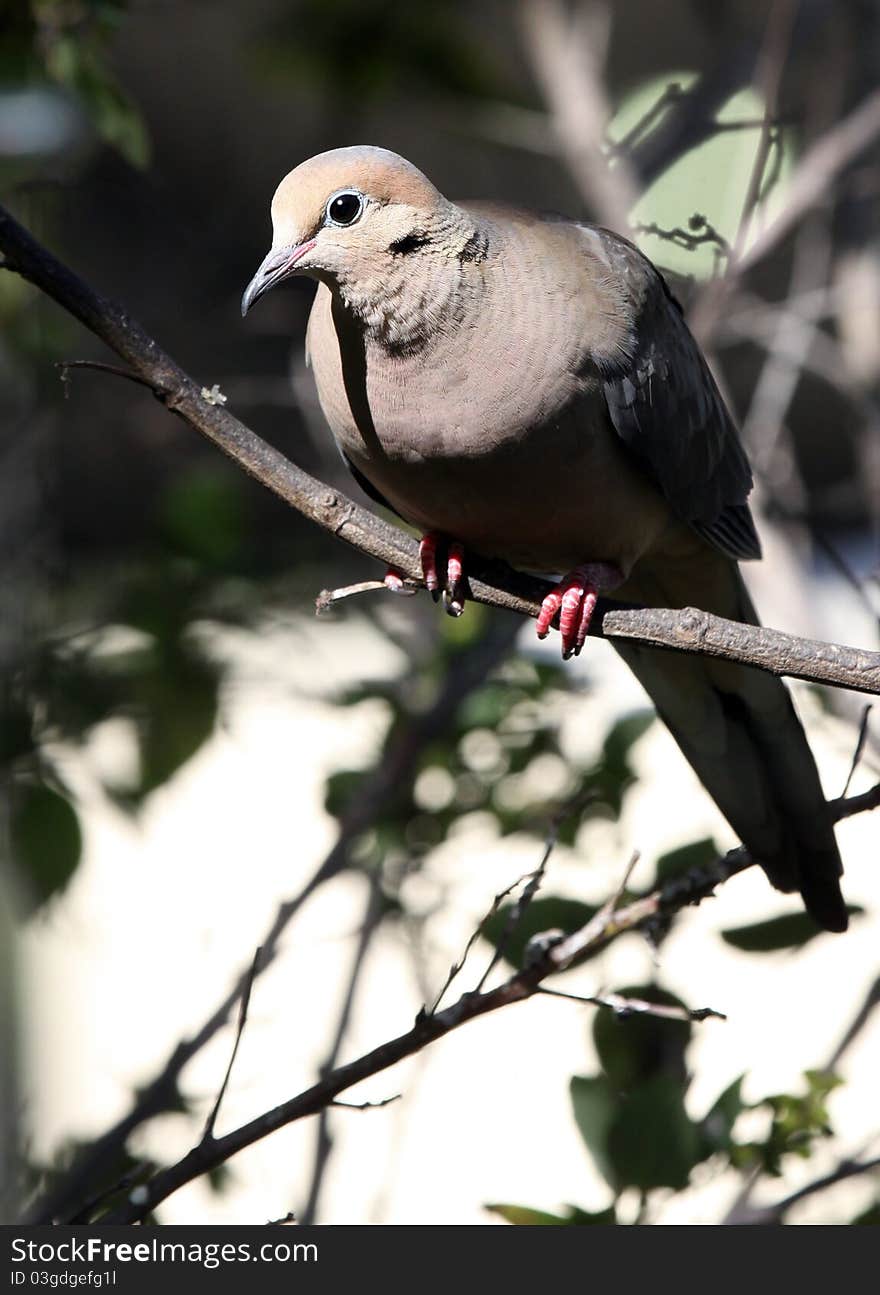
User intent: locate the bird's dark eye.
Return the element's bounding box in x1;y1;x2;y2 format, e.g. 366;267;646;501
326;191;364;227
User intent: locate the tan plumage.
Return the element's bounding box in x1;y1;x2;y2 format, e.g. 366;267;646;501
242;145;847;932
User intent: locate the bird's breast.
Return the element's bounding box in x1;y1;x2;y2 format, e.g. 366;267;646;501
306;282;670;574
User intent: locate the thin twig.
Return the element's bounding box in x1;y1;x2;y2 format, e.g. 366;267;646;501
301;877;385;1225
841;705;873;799
737;87;880;277
330;1095;402;1111
23;618;520;1224
316;580;416;614
732;0;798;262
97;780;879;1225
733;1154;880;1224
633;216;731;257
429;872;526;1014
203;946;261;1142
537;986;726;1022
823;975;880;1074
56;359;156;394
265;1210;297;1226
1;203;879;694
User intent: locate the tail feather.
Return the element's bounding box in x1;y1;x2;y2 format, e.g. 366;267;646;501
613;550;847;932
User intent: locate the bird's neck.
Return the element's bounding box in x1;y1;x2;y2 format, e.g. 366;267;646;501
332;206;489;356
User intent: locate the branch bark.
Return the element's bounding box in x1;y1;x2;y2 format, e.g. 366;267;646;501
1;203;879;694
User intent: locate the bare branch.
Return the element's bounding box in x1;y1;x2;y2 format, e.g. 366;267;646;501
330;1095;402;1112
537;986;726;1022
23;616;520;1224
731;1153;880;1224
301;879;385;1224
738;87;880;277
1;203;879;695
202;946;261;1142
598;605;880;696
95;781;880;1225
841;706;873;799
823;974;880;1074
732;0;799;262
517;0;638;230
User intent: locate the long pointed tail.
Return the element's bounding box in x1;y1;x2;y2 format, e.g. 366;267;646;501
612;552;847;932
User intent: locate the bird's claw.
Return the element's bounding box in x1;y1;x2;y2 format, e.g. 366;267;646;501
383;568;417;596
420;532;466;616
536;562;622;658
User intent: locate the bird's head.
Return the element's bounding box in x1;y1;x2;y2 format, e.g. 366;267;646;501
241;145;470;319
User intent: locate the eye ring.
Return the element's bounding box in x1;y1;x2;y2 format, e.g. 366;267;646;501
325;189;365;228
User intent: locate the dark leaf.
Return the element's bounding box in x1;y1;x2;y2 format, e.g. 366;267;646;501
850;1200;880;1225
570;1074;618;1188
486;1202;616;1226
11;782;82;910
135;651;219;797
606;1075;702;1192
593;984;691;1089
721;908;864;953
601;709;655;766
699;1074;746;1155
654;836;719;886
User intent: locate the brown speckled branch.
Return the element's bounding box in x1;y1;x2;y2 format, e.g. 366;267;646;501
2;202;879;695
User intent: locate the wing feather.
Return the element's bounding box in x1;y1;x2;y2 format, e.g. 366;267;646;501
590;230;761;562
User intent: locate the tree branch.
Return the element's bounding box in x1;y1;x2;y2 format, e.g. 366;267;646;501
23;616;520;1224
94;779;879;1225
1;203;878;695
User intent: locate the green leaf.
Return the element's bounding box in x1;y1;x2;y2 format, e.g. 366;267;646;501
721;908;864;953
601;709;655;765
606;1075;702;1192
11;782;82;910
570;1075;618;1188
592;985;691;1089
850;1200;880;1225
700;1074;746;1155
574;709;655;819
134;651;218;797
487;1203;616;1226
481;896;598;970
741;1070;843;1176
654;837;719;886
44;33;150;168
159;468;245;567
324;769;364;821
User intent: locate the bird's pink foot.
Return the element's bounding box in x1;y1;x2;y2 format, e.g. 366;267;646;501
536;562;623;659
419;532;467;617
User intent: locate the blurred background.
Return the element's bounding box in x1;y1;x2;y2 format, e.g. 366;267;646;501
2;0;880;1225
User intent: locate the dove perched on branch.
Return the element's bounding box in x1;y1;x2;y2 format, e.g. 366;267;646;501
242;145;847;932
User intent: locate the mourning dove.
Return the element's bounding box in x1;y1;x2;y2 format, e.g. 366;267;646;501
242;145;847;932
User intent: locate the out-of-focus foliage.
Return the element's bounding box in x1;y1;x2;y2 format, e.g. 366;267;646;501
252;0;506;103
5;0;149;167
492;988;851;1224
721;907;865;952
612;76;795;279
3;0;878;1228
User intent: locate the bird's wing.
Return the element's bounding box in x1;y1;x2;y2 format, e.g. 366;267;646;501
588;228;761;561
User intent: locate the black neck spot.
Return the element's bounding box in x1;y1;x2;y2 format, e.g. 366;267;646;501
389;232;432;256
